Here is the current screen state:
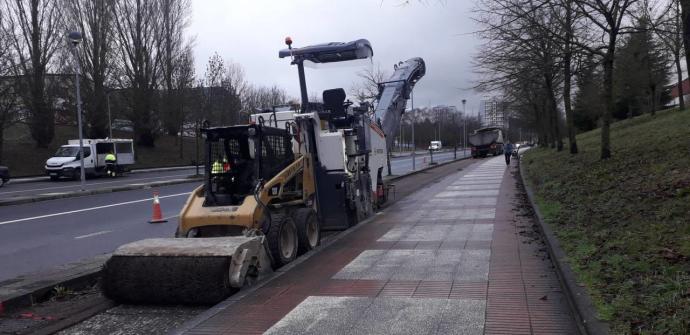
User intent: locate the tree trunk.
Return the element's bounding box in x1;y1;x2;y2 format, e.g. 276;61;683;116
563;0;578;154
675;51;685;110
650;84;657;116
681;0;690;99
0;126;4;164
601;49;615;160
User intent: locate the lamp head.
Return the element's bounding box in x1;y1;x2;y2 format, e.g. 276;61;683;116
68;31;82;45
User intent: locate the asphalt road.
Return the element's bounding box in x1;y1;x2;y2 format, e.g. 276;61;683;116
390;150;469;175
0;152;464;202
0;182;197;282
0;167;199;201
0;151;469;281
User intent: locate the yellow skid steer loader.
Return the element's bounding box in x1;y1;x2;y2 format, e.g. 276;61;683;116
102;124;320;304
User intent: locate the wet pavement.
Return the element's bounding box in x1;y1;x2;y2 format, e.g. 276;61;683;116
179;156;578;335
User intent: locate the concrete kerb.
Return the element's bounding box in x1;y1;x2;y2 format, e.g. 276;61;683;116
0;176;202;207
518;156;609;335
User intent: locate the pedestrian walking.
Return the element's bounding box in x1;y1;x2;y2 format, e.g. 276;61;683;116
504;141;513;165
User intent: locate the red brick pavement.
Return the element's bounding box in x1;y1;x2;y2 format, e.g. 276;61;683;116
183;161;577;335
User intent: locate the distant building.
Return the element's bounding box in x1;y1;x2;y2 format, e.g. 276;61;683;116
669;78;690;106
480;98;505;128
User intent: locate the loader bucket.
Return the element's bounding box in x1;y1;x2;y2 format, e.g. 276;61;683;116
102;236;267;305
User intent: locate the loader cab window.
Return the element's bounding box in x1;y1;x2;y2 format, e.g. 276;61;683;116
205;136;254;206
258;133;293;180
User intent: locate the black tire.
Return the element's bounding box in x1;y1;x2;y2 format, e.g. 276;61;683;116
293;208;320;255
266;211;298;269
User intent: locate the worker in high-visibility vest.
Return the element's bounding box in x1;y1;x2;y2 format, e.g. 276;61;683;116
105;151;117;177
211;158;224;174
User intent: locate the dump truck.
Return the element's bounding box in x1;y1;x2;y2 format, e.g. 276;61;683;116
469;127;504;158
102;38;425;305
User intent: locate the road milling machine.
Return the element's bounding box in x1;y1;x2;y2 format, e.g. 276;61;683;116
102;38;425;305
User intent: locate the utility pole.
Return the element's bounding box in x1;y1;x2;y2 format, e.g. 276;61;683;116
69;32;86;191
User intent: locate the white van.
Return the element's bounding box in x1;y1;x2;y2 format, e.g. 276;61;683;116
45;139;135;180
428;140;442;151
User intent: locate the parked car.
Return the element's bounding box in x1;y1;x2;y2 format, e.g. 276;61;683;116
0;165;9;187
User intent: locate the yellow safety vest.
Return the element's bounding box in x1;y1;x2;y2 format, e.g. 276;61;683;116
105;154;116;162
212;161;223;174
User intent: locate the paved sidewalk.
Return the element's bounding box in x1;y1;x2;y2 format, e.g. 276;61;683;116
182;157;577;335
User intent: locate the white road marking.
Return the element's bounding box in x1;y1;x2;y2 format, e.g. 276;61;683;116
74;230;113;239
0;174;192;195
0;192;191;226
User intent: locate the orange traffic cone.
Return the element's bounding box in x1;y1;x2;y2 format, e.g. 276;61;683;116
148;192;167;223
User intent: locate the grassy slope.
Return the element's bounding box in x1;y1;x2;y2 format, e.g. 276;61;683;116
2;123;200;177
523;109;690;334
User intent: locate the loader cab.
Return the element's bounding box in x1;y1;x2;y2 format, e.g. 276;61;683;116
203;125;294;207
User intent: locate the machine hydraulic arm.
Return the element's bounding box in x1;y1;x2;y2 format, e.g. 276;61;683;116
374;58;426;148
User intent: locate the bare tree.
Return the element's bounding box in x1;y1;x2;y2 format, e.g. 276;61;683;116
0;9;19;162
202;53;244;126
350;64;388;104
474;0;565;150
573;0;638;159
112;0;162;147
158;0;193;140
648;0;685;109
64;0;116;138
1;0;63;148
555;0;580;153
243;84;289;114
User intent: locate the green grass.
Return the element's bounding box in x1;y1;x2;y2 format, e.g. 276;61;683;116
523;108;690;334
2;123;200;177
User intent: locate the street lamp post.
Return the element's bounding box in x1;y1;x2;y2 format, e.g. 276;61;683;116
411;92;416;171
107;90;113;139
462;99;467;157
68;31;86;191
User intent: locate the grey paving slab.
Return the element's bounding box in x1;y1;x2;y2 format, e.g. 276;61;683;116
450;180;503;186
421;197;498;208
435;190;500;198
333;249;490;281
400;208;496;222
433;299;486;335
378;224;493;242
263;296;371;335
264;296;486;335
445;184;500;191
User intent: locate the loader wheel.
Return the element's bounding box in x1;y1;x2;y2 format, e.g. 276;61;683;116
293;208;320;255
266;212;298;269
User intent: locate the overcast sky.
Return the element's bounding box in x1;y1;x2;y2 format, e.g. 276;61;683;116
189;0;484;115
